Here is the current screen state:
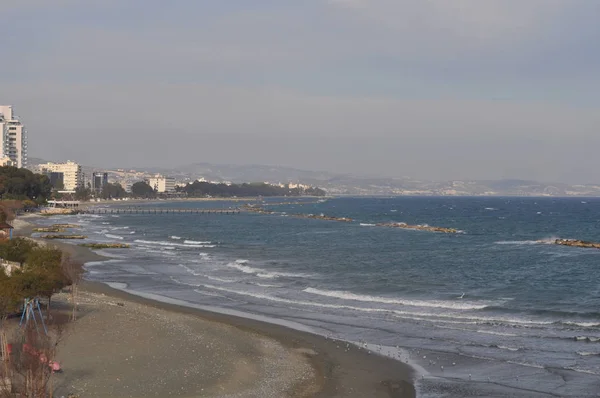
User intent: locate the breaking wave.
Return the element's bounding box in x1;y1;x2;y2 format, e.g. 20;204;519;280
226;260;311;279
303;287;490;310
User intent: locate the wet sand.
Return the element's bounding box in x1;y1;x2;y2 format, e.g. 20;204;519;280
13;214;416;397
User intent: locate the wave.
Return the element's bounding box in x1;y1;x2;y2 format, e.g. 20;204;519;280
134;239;215;249
303;287;490;310
170;236;182;240
574;336;600;342
360;223;376;227
577;351;600;356
484;207;497;211
494;345;521;351
176;266;237;283
561;321;600;328
494;240;542;245
206;275;236;283
184;240;212;245
104;233;124;240
226;260;309;279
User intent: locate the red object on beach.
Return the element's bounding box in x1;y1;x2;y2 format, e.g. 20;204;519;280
23;343;33;354
50;361;61;372
6;344;12;354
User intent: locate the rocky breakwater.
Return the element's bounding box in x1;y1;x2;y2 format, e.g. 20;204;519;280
32;224;81;233
41;234;88;240
241;205;276;215
242;205;352;222
376;222;459;234
79;243;130;249
551;239;600;249
298;213;353;222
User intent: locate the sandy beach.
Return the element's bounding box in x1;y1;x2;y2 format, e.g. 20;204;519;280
12;215;416;398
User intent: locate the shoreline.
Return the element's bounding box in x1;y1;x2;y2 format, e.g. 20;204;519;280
13;214;416;397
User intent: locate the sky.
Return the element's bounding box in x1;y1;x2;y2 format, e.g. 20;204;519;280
1;0;599;183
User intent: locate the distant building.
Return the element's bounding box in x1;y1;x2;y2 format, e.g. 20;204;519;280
0;156;14;167
47;172;65;190
92;172;109;194
36;161;83;191
0;105;28;168
146;174;175;193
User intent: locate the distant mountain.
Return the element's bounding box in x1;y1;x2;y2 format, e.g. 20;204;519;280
24;158;600;197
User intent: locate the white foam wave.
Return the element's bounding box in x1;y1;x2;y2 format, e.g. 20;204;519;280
497;345;520;351
360;223;376;227
134;239;215;248
495;240;541;245
506;361;545;369
104;233;124;240
184;240;212;245
477;330;518;337
563;367;600;376
206;275;236;283
484;207;497;211
178;263;201;276
252;282;279;288
170;236;182;240
227;261;309;279
303;287;489;310
563;321;600;328
577;351;600;356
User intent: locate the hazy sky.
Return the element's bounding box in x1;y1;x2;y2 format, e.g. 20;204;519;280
2;1;599;183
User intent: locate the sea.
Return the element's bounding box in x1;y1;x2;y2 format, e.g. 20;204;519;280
33;197;600;397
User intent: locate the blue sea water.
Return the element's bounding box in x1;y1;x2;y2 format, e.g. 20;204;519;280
35;197;600;397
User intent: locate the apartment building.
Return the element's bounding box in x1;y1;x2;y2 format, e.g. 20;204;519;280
0;105;28;168
36;161;83;191
147;174;176;193
92;172;109;194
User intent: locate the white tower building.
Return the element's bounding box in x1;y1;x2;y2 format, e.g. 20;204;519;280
0;105;28;168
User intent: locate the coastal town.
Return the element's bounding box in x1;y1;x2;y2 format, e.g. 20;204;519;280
1;105;324;203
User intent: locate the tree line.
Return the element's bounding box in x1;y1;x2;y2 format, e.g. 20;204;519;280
73;180;327;200
177;181;326;198
0;167;52;204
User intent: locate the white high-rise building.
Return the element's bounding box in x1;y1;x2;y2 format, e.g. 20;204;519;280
36;161;83;191
0;105;28;168
147;174;175;193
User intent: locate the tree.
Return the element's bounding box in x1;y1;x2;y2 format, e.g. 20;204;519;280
131;181;156;198
0;269;23;378
99;183;127;199
23;247;68;316
74;187;91;201
60;254;84;321
0;238;38;265
0;166;52;203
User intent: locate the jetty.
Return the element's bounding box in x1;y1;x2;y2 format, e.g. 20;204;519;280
241;205;352;222
76;208;240;215
550;239;600;249
376;222;459;234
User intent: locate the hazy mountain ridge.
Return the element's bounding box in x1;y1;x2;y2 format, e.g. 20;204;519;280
26;158;600;197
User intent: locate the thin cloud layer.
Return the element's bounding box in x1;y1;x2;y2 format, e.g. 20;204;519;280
0;1;598;182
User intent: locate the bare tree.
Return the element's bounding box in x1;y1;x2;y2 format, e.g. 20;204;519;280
60;255;84;321
7;311;69;397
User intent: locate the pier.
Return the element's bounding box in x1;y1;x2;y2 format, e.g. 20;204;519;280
76;208;240;215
